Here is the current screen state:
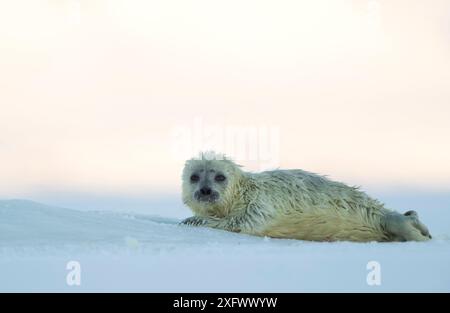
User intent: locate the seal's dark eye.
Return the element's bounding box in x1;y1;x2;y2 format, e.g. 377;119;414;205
215;174;226;182
190;174;200;182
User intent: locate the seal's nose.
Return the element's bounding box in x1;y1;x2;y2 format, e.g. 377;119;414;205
200;187;212;196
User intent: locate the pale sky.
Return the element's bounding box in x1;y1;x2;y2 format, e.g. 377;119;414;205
1;0;450;199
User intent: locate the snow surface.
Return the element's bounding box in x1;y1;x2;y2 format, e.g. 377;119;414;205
0;199;449;292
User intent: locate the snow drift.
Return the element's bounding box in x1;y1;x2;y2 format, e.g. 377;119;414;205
0;199;449;292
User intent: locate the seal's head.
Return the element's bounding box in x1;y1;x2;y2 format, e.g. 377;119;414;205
182;152;243;217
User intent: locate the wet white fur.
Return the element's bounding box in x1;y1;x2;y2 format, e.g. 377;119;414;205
182;152;430;242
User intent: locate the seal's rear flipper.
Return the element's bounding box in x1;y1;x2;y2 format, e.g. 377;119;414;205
404;210;432;239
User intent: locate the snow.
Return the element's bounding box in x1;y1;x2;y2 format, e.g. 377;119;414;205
0;199;449;292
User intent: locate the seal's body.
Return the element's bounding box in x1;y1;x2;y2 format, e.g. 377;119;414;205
181;153;431;242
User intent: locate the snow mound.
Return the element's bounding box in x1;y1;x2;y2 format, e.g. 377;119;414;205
0;199;265;252
0;199;449;292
